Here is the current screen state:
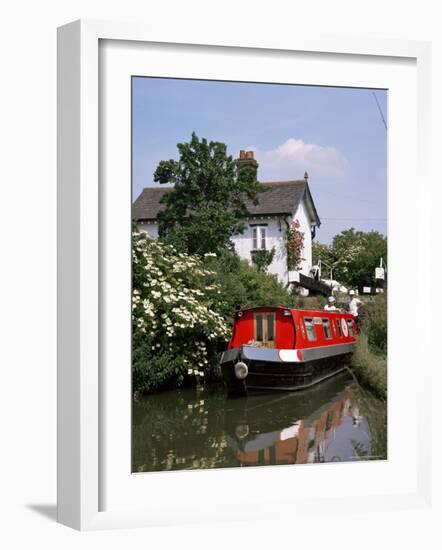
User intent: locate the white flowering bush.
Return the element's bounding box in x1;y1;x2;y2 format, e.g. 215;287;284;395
132;230;229;394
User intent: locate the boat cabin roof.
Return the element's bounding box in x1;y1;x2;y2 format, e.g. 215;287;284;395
235;305;351;317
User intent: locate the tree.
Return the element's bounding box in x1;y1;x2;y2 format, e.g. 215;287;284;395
313;229;387;290
203;249;296;323
154;132;266;255
333;229;387;289
312;241;334;269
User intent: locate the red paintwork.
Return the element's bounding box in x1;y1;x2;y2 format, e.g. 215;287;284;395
227;306;357;351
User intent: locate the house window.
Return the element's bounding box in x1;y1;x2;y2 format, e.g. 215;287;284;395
252;226;267;250
304;318;316;341
322;319;332;339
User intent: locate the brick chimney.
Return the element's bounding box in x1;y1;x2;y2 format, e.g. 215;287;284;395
236;150;259;181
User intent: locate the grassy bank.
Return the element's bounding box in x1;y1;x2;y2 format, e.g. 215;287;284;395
351;293;387;400
351;332;387;400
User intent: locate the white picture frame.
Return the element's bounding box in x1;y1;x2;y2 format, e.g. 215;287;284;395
57;19;433;531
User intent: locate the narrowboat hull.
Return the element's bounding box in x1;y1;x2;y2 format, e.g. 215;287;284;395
220;344;355;395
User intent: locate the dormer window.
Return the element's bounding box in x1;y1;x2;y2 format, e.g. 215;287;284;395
252;225;267;250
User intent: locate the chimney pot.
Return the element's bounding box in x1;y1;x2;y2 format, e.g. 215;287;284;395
236;149;259;179
304;171;309;180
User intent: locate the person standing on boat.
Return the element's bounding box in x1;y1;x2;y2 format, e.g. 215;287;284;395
348;290;363;328
324;296;337;311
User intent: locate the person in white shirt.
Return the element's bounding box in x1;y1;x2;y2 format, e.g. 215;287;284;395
348;290;363;327
324;296;337;311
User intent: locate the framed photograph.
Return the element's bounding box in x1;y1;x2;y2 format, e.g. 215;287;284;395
57;19;432;530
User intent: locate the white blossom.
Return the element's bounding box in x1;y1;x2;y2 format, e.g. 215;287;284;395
132;231;229;382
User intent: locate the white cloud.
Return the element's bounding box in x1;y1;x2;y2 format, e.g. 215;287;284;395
248;138;350;182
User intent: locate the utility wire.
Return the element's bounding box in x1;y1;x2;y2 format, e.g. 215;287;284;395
316;187;384;206
373;92;387;131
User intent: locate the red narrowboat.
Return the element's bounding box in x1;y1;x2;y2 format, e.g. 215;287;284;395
220;306;357;395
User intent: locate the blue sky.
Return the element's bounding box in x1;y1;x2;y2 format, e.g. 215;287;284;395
132;77;387;244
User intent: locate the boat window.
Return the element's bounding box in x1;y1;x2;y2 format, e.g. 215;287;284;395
304;318;316;341
322;319;332;339
347;319;355;337
255;314;263;341
335;318;342;337
253;312;275;346
266;314;275;341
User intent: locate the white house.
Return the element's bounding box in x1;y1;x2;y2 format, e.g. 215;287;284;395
133;150;322;290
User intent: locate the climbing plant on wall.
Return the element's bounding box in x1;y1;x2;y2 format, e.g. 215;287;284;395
285;219;304;271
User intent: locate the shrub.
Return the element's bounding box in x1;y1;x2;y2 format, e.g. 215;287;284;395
361;293;387;356
291;294;325;310
132;231;229;394
202;250;296;328
251;247;276;272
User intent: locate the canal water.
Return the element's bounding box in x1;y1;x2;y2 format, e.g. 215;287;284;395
132;371;387;472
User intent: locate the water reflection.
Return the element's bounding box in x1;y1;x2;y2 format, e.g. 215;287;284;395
132;371;387;472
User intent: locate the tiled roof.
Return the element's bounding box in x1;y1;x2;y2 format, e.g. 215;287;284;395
244;180;306;216
132;187;170;221
132;180;320;225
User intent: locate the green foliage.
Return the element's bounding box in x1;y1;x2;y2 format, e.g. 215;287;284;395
313;229;387;290
312;241;334;270
132;231;229;394
290;294;325;310
132;349;186;395
361;292;387;356
312;242;335;279
251;247;275;272
132;228;297;394
154;132;267;255
351;293;388;399
203;250;295;329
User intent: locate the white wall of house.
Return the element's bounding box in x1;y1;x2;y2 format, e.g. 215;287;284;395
138;221;159;239
231;217;288;283
136;195;315;286
295;198;313;278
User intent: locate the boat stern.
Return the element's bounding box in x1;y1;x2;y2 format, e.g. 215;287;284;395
220;347;248;396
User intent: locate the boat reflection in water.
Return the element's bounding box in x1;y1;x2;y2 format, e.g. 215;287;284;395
227;372;375;466
132;371;386;472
